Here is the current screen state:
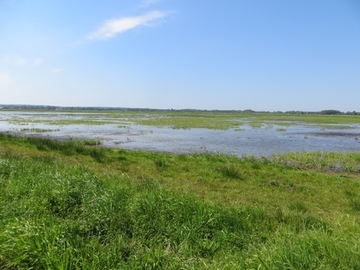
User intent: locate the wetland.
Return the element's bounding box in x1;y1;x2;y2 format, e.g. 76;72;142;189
1;110;359;156
1;110;360;269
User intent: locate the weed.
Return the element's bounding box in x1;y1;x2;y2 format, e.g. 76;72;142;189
154;157;170;171
90;148;108;163
21;128;60;132
218;164;243;180
288;201;307;213
84;139;101;146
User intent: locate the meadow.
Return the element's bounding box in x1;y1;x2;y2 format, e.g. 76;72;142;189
1;132;360;269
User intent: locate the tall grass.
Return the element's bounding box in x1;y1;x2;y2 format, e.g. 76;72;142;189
1;134;360;268
0;134;107;163
271;150;360;172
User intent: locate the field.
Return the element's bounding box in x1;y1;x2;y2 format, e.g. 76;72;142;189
1;125;360;269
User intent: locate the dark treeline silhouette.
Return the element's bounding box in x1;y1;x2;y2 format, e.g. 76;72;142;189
0;104;358;115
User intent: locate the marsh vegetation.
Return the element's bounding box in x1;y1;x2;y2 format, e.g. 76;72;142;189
1;110;360;268
1;110;359;156
1;133;360;269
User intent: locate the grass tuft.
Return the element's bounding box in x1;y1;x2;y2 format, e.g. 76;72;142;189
90;148;108;163
218;164;243;180
154;157;170;171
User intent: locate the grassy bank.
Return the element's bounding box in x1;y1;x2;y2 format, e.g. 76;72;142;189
1;134;360;269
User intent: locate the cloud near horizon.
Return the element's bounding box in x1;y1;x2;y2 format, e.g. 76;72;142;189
52;68;64;73
0;72;12;88
88;10;171;40
2;55;44;67
15;56;26;66
33;58;44;66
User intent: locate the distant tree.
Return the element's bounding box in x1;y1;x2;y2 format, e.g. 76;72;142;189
320;110;342;115
243;109;255;113
346;111;359;115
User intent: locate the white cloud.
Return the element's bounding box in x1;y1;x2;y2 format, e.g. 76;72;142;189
139;0;161;8
15;56;26;66
0;72;12;88
88;10;171;40
1;55;10;63
2;55;45;67
52;68;63;73
33;58;44;66
68;39;86;48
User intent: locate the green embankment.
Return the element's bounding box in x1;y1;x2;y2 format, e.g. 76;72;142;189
1;134;360;269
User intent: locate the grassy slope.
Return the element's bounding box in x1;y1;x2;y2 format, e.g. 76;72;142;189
1;134;360;269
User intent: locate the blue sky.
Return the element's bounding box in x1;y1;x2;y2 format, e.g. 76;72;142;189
1;0;359;111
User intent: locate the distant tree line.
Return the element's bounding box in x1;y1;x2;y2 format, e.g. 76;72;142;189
0;104;358;115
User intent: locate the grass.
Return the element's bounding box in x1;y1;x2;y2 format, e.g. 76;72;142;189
20;128;60;132
135;111;360;129
1;134;360;269
271;151;360;172
137;114;243;130
318;124;356;130
83;139;101;146
217;163;243;179
2;110;360;131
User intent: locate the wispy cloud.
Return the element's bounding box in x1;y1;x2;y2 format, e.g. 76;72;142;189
68;39;86;48
33;58;44;66
2;55;44;67
15;56;26;66
0;72;12;88
1;55;10;63
52;68;63;73
88;10;172;40
139;0;161;8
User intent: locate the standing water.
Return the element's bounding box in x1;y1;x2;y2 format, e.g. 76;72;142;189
0;111;359;156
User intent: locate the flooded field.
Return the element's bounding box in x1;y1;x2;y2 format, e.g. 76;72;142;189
1;111;359;156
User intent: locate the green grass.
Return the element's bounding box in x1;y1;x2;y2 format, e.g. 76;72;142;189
1;134;360;269
318;124;356;130
137;114;243;130
3;110;360;131
20;128;60;132
271;151;360;172
135;111;360;129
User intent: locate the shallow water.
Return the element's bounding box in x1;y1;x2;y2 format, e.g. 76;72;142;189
1;111;359;156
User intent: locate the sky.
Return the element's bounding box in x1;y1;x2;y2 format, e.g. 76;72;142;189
1;0;360;111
